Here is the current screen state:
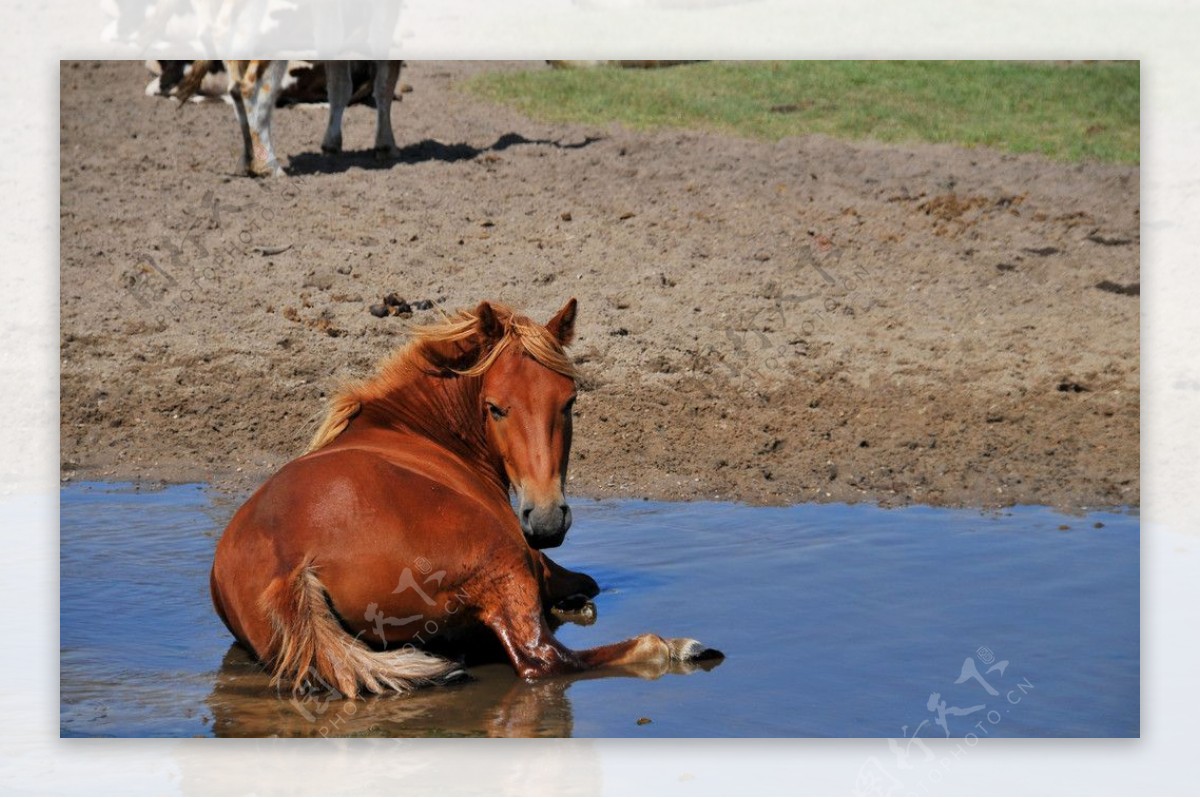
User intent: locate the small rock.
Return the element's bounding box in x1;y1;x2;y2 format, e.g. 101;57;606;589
1095;280;1139;296
336;264;352;275
384;294;413;315
411;299;434;311
560;211;572;221
648;355;672;374
303;273;334;291
369;304;389;318
1087;233;1133;246
636;717;652;726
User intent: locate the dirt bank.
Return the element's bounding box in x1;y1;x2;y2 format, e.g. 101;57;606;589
60;61;1139;509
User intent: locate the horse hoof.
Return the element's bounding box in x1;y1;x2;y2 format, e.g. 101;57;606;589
660;639;725;675
552;593;592;612
375;146;401;161
437;667;472;685
550;596;596;626
665;637;715;662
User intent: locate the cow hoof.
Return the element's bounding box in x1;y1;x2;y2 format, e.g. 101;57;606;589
321;133;342;154
247;161;284;178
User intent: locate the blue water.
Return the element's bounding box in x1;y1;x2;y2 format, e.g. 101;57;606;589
60;482;1138;738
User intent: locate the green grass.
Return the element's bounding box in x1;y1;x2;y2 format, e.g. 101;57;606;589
466;61;1139;164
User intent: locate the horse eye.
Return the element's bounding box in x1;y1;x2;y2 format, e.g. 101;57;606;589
488;403;507;420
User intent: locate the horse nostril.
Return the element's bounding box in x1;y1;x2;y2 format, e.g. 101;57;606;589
521;506;533;521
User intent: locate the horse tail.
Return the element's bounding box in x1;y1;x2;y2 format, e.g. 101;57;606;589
174;59;214;107
305;394;362;453
260;558;463;698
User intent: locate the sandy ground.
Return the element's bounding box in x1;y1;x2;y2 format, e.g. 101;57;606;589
60;61;1139;509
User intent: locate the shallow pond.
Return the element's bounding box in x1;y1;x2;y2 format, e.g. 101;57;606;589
60;482;1137;737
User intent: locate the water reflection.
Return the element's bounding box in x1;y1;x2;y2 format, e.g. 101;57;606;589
206;639;722;738
206;644;576;738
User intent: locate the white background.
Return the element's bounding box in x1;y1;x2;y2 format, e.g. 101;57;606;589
2;0;1195;794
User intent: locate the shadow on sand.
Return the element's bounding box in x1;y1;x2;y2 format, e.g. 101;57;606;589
285;133;604;177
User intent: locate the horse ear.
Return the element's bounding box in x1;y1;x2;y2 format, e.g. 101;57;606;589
475;301;503;343
546;298;577;346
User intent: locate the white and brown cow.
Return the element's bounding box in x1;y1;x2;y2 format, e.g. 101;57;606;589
177;60;402;177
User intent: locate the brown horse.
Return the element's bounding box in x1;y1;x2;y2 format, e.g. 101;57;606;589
211;299;721;697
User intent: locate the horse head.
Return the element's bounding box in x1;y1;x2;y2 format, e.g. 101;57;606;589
473;298;578;549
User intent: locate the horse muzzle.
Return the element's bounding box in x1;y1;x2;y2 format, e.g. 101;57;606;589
519;499;572;549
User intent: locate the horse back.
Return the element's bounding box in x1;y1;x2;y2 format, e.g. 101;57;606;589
231;443;516;554
213;442;534;651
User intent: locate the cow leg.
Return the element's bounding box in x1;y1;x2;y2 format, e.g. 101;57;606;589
227;67;254;176
244;60;288;177
373;60;401;159
321;61;351;154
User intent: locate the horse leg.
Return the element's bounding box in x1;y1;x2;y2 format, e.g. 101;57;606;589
538;552;599;612
573;635;724;679
481;575;721;681
321;61;351;154
372;60;401;159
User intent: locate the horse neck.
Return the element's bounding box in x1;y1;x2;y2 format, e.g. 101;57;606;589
359;365;508;494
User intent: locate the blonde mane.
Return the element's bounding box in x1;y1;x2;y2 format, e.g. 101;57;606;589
305;303;577;453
